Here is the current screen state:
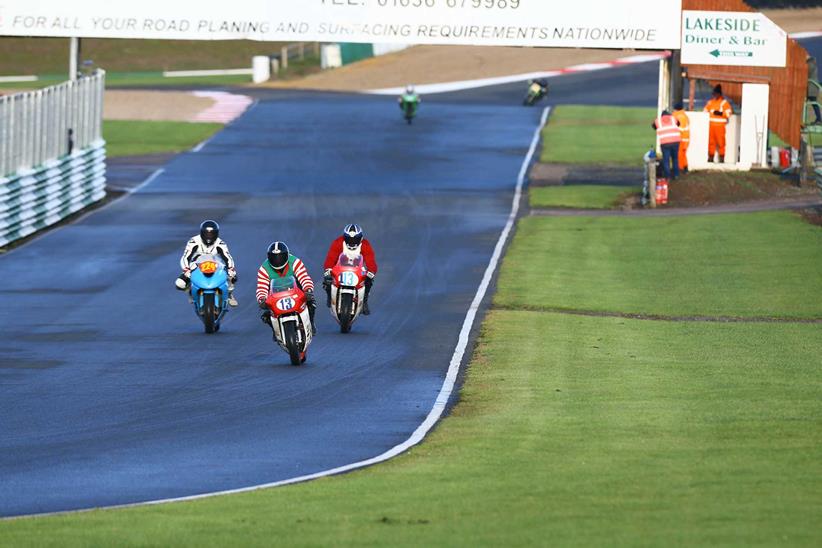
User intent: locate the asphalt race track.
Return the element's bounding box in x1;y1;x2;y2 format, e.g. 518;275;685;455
3;36;819;516
0;92;543;516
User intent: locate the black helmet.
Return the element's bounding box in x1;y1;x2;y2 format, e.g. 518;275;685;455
267;241;289;271
343;224;363;249
200;220;219;245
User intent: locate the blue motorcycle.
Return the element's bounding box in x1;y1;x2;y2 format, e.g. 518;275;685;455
189;254;229;333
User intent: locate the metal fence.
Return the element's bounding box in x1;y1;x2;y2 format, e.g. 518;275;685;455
0;70;105;177
0;71;106;247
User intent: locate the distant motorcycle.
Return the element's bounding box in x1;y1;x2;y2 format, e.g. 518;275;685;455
329;253;367;333
399;94;420;124
264;276;313;365
523;80;548;106
189;254;230;334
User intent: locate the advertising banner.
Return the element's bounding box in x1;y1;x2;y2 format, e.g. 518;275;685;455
0;0;682;49
681;10;786;67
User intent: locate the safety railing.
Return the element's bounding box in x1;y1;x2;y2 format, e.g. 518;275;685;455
0;71;106;247
0;70;105;177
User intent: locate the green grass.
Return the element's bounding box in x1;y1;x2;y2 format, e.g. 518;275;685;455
530;184;639;209
2;206;820;544
0;37;291;75
541;105;656;166
2;311;819;546
497;212;822;319
103;120;223;157
0;72;253;90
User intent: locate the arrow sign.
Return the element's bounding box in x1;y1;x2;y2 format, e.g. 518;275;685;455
709;49;754;58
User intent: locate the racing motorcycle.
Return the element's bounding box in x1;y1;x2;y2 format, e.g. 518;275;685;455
329;253;367;333
523;80;548;106
400;95;419;124
264;276;313;365
189;254;229;334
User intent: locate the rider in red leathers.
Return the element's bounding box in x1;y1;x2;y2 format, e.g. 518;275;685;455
323;224;377;315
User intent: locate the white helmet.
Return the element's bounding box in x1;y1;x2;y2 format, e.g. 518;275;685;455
406;84;415;95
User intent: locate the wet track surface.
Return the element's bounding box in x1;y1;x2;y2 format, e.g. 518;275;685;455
0;93;541;516
3;37;820;516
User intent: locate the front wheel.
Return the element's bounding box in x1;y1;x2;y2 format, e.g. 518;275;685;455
202;293;216;334
283;321;301;366
339;293;354;334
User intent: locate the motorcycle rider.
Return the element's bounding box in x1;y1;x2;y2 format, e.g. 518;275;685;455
257;241;317;335
398;84;420;114
526;78;549;102
175;220;238;307
323;224;378;316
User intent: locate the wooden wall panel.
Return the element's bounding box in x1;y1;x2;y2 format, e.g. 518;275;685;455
682;0;808;147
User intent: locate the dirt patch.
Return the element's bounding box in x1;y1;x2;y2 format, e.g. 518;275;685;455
765;8;822;34
268;46;633;92
530;163;642;188
494;304;822;324
103;90;215;122
654;170;817;208
798;205;822;226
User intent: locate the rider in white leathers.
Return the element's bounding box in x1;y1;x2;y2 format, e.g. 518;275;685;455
174;220;238;307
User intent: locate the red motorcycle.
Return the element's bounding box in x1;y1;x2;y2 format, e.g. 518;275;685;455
329;253;367;333
264;276;313;365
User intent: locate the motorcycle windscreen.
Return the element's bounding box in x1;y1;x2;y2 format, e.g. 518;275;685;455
336;253;363;268
270;275;297;293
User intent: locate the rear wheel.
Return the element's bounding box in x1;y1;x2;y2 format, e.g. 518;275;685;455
339;293;354;334
203;293;216;334
283;321;301;366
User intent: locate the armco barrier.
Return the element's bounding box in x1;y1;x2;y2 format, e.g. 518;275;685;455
0;71;106;247
0;141;106;247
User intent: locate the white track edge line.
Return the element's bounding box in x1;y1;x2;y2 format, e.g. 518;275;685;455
2;105;552;520
129;168;164;194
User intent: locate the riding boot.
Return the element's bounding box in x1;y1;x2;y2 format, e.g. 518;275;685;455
362;284;371;316
719;155;725;163
227;283;238;307
308;303;317;336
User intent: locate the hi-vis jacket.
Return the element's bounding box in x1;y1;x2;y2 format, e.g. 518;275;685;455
704;96;733;124
673;109;691;143
180;235;236;274
653;114;681;145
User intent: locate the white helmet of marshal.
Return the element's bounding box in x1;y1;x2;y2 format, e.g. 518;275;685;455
342;223;363;259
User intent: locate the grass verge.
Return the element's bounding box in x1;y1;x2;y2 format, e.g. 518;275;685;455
103;120;222;157
530;184;639;209
0;37;290;75
2;210;819;546
540;105;656;166
497;211;822;319
2;311;819;546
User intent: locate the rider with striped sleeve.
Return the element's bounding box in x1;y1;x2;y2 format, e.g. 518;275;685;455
256;241;317;335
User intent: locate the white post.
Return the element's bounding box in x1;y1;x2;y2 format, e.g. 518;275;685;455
656;57;671;155
69;37;80;81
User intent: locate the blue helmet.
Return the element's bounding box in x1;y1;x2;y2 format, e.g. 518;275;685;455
343;224;363;249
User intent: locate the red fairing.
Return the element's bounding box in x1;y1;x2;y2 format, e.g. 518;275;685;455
266;286;307;319
332;256;367;290
323;236;378;274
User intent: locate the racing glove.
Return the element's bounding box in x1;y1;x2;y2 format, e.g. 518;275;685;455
258;297;267;310
305;290;316;307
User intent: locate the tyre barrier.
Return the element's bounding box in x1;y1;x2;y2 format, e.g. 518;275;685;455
0;141;106;247
817;167;822;194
